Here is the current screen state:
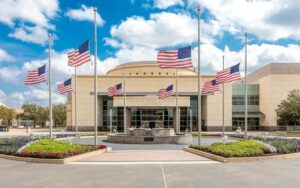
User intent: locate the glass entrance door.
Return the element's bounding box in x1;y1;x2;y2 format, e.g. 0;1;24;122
130;109;173;128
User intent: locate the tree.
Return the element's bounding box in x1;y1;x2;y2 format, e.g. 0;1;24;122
52;103;67;127
21;104;48;127
276;89;300;125
0;106;16;126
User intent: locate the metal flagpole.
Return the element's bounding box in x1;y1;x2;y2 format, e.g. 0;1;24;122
110;108;112;133
75;67;78;137
222;54;225;142
48;34;53;139
176;68;179;133
197;7;202;146
93;7;98;145
123;64;127;133
244;32;248;139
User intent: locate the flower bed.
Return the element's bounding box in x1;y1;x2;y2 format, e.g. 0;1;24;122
190;137;300;158
20;139;107;159
0;136;43;155
190;140;271;157
253;137;300;154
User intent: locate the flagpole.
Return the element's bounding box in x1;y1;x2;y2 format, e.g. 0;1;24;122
222;54;225;143
48;34;53;139
197;7;202;146
176;68;179;133
93;7;98;145
123;64;127;133
244;32;248;139
75;67;78;137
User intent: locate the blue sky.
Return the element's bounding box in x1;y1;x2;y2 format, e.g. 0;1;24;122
0;0;300;108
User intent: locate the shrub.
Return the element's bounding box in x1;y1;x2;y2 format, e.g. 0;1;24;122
190;140;268;157
0;136;42;155
261;138;300;154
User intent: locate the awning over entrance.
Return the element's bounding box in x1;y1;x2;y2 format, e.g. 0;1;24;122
113;96;190;107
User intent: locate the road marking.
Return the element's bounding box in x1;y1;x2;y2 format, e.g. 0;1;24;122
69;161;219;165
161;164;168;188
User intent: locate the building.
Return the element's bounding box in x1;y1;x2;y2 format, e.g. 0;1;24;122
66;62;300;132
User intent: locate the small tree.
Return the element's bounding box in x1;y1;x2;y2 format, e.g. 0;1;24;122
53;103;67;127
0;106;16;126
276;89;300;125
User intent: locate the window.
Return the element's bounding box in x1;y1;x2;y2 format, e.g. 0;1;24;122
102;96;124;132
232;95;259;105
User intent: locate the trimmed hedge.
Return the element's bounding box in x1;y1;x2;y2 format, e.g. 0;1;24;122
190;140;270;157
20;139;106;159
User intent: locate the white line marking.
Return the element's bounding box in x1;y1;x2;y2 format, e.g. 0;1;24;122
161;164;168;188
69;161;219;165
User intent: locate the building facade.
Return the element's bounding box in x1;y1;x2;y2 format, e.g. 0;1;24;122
67;62;300;131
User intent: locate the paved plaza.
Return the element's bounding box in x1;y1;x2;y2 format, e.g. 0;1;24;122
1;134;300;187
1;156;300;188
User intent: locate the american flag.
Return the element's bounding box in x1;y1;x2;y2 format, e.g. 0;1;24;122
68;40;91;67
108;83;122;96
58;78;72;94
157;46;193;68
158;85;174;99
216;63;241;84
24;65;46;85
202;79;220;95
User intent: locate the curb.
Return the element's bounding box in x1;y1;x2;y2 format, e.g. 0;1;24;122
183;147;300;163
0;147;112;164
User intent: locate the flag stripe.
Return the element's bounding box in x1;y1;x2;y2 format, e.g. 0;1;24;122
68;40;91;67
157;46;193;68
216;63;241;84
108;84;122;96
58;79;73;94
24;65;46;85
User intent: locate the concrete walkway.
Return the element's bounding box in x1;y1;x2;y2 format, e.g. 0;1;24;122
73;150;217;164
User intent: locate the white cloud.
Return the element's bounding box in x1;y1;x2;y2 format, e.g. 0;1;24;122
109;12;221;48
0;48;13;62
0;89;66;108
189;0;300;40
0;66;22;84
66;5;105;26
191;43;300;76
8;25;49;45
0;0;58;45
154;0;184;9
0;90;6;98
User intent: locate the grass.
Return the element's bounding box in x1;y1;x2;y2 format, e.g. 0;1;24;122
22;139;85;153
190;140;269;157
20;139;106;159
191;132;222;137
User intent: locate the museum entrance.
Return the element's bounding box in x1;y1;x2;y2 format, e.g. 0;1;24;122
130;108;174;128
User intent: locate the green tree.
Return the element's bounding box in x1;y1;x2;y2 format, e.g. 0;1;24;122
52;103;67;127
276;89;300;125
21;104;48;127
0;106;16;126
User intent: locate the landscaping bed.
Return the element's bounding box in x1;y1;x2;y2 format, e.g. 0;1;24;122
20;139;107;159
0;136;107;160
189;137;300;158
0;136;43;155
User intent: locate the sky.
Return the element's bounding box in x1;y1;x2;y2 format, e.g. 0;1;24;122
0;0;300;108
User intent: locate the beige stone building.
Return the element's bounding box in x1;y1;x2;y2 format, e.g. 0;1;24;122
67;62;300;132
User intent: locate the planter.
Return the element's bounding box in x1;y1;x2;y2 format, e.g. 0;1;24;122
0;147;111;164
184;147;300;163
